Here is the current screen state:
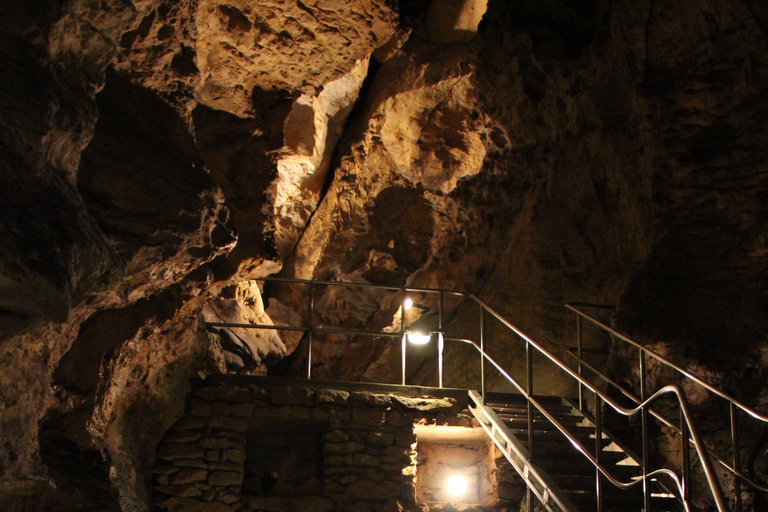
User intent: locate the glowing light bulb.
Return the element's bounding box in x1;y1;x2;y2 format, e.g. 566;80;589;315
446;474;468;496
407;332;431;345
403;298;413;310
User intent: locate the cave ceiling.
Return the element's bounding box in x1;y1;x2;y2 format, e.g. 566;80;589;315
1;0;768;510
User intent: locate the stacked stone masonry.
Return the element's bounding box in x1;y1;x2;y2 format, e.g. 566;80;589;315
153;377;520;512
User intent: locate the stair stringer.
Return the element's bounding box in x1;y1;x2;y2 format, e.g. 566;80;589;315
468;390;580;512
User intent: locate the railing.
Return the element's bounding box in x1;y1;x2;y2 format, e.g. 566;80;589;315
204;277;765;512
566;303;768;512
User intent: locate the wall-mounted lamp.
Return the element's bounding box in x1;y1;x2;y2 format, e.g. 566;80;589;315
403;298;413;310
407;331;432;345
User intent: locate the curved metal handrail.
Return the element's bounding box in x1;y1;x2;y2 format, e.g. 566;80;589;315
567;348;768;494
205;277;738;511
566;303;768;423
469;295;729;512
460;338;690;509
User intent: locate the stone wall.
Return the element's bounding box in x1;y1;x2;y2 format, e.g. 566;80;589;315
152;377;519;512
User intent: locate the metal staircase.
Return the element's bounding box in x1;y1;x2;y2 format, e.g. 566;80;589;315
206;277;768;512
469;390;685;512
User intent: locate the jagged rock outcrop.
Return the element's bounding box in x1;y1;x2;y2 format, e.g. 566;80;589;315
1;0;768;511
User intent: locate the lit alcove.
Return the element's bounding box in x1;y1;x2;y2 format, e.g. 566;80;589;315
414;425;497;508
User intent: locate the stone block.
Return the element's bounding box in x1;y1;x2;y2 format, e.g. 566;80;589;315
191;399;212;417
206;450;221;462
365;432;395;446
382;446;409;458
210;471;243;486
324;482;344;494
400;483;416;503
346;479;400;501
324;409;351;422
226;447;246;464
156;474;169;485
174;459;209;469
394;433;416;447
352;406;387;427
362;470;385;482
315;388;350;405
340;474;358;485
170;468;207;485
324;466;357;476
162;497;233;512
324;430;351;443
392;396;454;412
212;402;232;416
386;410;409;427
272;386;314;406
158;443;204;461
218;491;239;504
232;402;253;417
155;462;181;475
243;497;289;512
351;392;391;407
165;430;203;444
155;484;202;498
353;453;380;467
196;386;252;403
208;461;242;472
325;441;364;454
209;415;247;432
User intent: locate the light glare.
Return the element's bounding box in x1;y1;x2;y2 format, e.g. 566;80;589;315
446;474;468;496
407;332;431;345
404;298;413;310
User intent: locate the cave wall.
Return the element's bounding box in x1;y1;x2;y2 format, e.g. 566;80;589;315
1;0;768;510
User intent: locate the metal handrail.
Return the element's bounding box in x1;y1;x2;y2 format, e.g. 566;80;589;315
468;296;728;512
565;303;768;422
204;278;740;512
566;303;768;511
566;348;768;494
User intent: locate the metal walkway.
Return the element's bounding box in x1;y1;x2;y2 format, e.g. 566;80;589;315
206;277;768;512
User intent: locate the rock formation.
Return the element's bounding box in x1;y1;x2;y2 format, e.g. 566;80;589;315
1;0;767;511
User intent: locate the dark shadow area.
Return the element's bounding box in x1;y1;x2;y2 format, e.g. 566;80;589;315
78;68;215;258
54;285;185;395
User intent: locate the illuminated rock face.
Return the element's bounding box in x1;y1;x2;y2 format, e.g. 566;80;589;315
1;0;768;511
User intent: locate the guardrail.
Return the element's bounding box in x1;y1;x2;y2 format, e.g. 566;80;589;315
566;303;768;512
204;277;765;512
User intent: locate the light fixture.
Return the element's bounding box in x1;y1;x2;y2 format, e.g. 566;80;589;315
407;331;431;345
446;474;468;497
403;298;413;310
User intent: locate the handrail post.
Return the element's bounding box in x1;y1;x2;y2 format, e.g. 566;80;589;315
640;350;651;512
402;333;407;386
595;392;603;512
577;314;584;411
681;404;691;504
401;287;407;386
731;402;742;512
307;281;314;379
526;338;534;512
438;291;444;388
480;306;486;405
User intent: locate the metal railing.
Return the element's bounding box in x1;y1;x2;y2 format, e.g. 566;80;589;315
204;277;765;512
566;303;768;512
